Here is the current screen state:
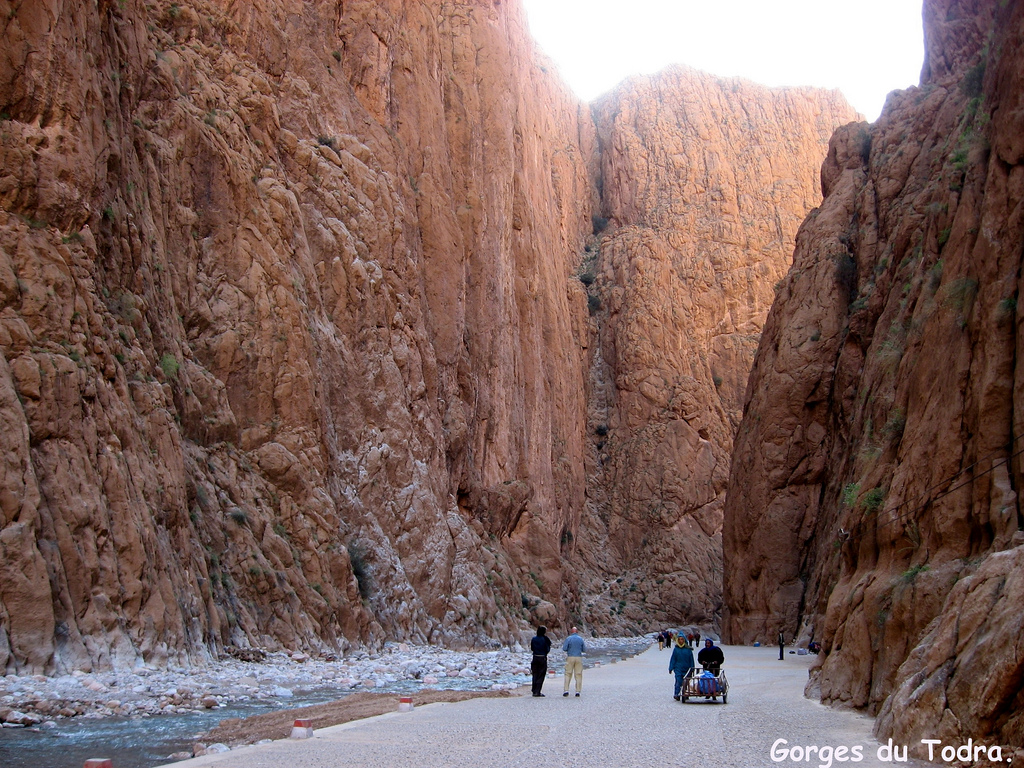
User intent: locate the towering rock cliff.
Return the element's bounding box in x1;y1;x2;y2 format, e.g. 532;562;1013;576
0;0;852;673
724;0;1024;754
574;68;856;630
0;0;597;672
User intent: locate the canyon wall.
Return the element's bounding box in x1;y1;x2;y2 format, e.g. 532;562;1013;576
0;0;852;673
0;0;597;672
573;68;856;631
724;0;1024;755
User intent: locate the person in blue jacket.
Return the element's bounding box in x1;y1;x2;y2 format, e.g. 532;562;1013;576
562;626;586;696
669;634;695;700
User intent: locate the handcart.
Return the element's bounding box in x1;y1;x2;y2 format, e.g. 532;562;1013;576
680;666;728;704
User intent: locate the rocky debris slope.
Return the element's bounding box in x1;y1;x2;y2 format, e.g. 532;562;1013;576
576;67;856;631
724;0;1024;755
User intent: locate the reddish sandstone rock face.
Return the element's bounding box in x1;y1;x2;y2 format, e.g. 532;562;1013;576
724;0;1024;754
0;0;595;671
0;0;855;671
576;68;856;631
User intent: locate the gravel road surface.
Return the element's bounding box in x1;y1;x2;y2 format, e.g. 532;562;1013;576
171;644;929;768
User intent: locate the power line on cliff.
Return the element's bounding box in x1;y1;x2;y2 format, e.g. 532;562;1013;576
846;432;1024;539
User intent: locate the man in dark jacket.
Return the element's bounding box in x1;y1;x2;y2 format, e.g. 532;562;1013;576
668;635;695;700
530;626;552;696
697;638;724;674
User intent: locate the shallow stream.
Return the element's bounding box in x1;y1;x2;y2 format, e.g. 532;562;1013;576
1;641;646;768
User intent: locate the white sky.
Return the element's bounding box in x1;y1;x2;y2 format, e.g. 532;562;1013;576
521;0;925;121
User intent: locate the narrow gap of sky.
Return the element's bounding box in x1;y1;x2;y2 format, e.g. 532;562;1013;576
521;0;925;121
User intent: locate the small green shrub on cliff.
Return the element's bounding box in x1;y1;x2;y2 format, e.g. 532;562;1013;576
842;483;861;508
229;508;249;526
943;277;978;311
159;353;179;380
862;487;885;514
928;260;944;292
961;62;985;99
881;408;906;442
902;563;930;583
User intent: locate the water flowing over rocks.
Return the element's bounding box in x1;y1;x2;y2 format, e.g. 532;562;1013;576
723;0;1024;756
0;637;650;727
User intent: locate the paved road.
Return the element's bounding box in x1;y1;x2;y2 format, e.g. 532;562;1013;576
175;644;927;768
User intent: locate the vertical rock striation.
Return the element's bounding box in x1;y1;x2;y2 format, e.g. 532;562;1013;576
576;68;856;630
0;0;855;672
724;0;1024;754
0;0;596;672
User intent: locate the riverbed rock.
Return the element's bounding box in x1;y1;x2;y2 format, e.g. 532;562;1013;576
3;710;42;726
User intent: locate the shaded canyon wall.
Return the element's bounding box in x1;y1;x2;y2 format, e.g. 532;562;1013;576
724;0;1024;755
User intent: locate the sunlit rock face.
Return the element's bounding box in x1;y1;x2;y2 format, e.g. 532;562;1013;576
573;67;856;632
723;0;1024;754
0;0;597;671
0;0;851;672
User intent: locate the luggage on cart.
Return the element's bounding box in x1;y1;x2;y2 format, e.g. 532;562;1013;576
680;667;729;704
697;672;717;695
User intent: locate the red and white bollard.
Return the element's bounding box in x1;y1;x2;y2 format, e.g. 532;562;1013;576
397;696;414;712
290;719;314;739
84;761;113;768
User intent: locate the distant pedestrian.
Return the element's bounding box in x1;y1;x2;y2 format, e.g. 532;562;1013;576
687;631;695;648
694;630;701;647
778;630;785;661
669;635;695;700
530;626;552;696
562;626;586;697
